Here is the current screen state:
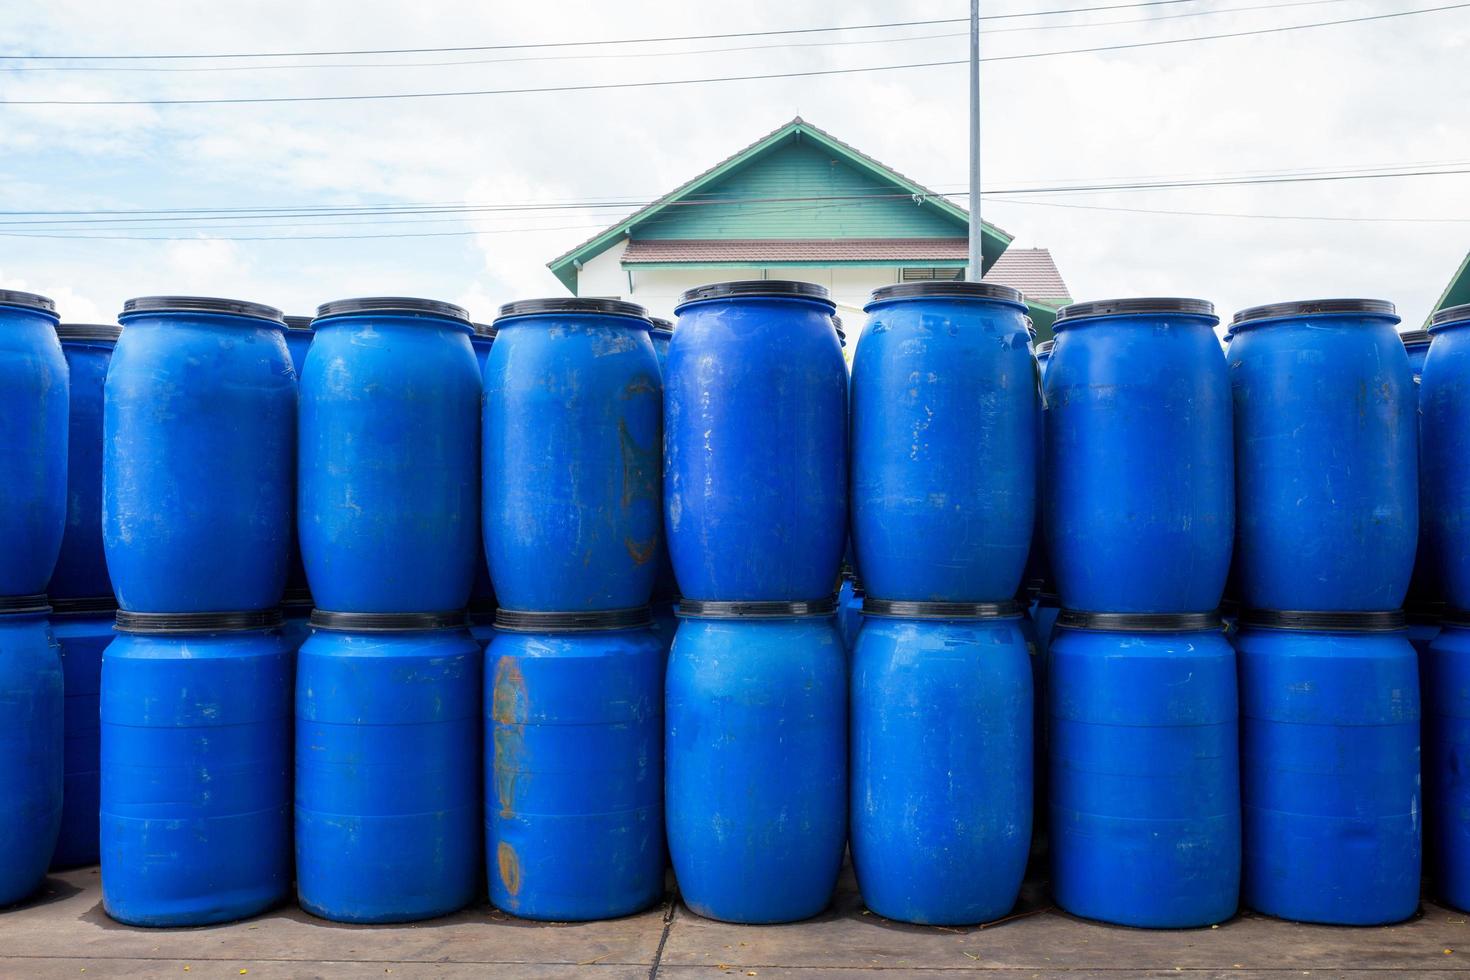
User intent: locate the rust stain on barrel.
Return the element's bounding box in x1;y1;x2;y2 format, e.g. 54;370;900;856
492;658;527;817
497;841;522;901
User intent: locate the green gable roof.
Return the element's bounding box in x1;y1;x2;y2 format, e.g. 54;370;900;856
548;117;1012;293
1429;249;1470;325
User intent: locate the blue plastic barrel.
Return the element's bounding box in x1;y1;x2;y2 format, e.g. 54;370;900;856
48;323;119;602
300;298;480;614
1230;299;1416;611
48;599;113;870
484;299;661;613
469;322;498;613
649;599;677;652
1049;611;1240;927
296;611;480;923
105;297;294;613
851;600;1032;924
487;609;664;920
852;282;1035;602
1045;299;1233;613
282;316;316;605
0;598;63;905
666;282;847;601
0;290;68;599
1236;610;1420;924
101;610;292;926
648;318;680;603
1426;618;1470;911
1023;339;1055;595
667;599;846;923
1422;305;1470;610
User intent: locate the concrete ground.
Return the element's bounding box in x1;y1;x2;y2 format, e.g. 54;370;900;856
3;867;1469;979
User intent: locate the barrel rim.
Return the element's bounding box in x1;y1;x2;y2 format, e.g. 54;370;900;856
283;315;315;332
121;295;285;325
48;596;119;616
1399;328;1432;348
1035;339;1055;357
1230;298;1398;327
1440;608;1470;628
0;594;51;615
1430;302;1470;331
471;321;499;339
55;322;122;342
309;609;467;632
114;608;285;634
1055;297;1216;324
676;280;835;311
315;296;470;324
865;280;1026;308
677;596;838;619
493;607;653;632
0;289;57;316
862;598;1023;620
495;297;650;324
1057;610;1222;632
648;316;674;337
1239;608;1406;631
1405;601;1446;625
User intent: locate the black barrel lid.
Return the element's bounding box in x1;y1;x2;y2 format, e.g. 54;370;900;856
283;315;315;331
1231;298;1397;327
1058;610;1222;632
867;280;1025;307
1431;303;1470;331
1055;297;1216;324
309;609;466;632
315;296;469;324
1035;339;1055;357
0;289;57;316
55;322;122;342
649;316;674;337
122;296;285;324
49;596;119;616
862;598;1023;620
495;297;649;323
1240;609;1405;631
472;321;498;339
494;607;652;632
677;280;834;309
114;609;284;634
0;594;51;615
1399;328;1432;348
678;597;837;619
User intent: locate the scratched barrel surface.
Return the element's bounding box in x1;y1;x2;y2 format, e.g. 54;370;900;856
48;600;114;870
665;282;847;602
295;611;481;923
1422;305;1470;611
1049;611;1240;928
1044;299;1234;614
0;290;68;599
1425;619;1470;911
851;282;1036;603
1236;610;1420;925
666;600;846;923
100;611;292;927
48;323;119;603
300;298;481;615
0;599;63;905
851;600;1032;925
282;316;316;605
1230;299;1417;611
486;610;664;921
484;299;662;613
104;297;294;613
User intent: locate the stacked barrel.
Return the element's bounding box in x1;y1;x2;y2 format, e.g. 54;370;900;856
48;320;122;872
1044;298;1240;928
1416;302;1470;911
1229;299;1420;925
293;297;481;923
0;290;67;908
482;298;665;921
279;315;316;648
646;316;680;651
100;296;295;926
466;321;499;650
848;281;1035;925
664;282;847;924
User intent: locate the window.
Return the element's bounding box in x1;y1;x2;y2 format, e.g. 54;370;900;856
900;267;964;282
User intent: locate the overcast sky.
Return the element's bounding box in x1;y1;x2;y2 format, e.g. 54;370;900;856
2;0;1467;328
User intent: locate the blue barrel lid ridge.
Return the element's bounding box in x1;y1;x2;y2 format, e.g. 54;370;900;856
861;598;1023;619
121;295;284;324
678;597;838;619
866;280;1025;308
315;296;470;324
495;297;649;323
55;323;121;342
1231;297;1397;327
1431;303;1470;330
676;279;834;310
0;288;57;315
1056;297;1216;323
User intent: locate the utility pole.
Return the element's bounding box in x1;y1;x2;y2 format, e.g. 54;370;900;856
967;0;982;281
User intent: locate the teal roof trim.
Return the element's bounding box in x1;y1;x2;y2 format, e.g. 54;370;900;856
1428;249;1470;326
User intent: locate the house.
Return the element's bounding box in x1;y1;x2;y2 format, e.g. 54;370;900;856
546;117;1072;341
1429;250;1470;324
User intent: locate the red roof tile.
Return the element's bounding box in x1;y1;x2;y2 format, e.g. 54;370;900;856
982;248;1071;303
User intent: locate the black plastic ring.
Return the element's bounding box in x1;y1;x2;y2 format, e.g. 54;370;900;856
0;594;51;615
1430;303;1470;331
0;289;57;316
1057;610;1222;632
1399;329;1432;348
1231;298;1397;327
867;281;1025;307
677;280;834;309
283;315;315;331
315;296;470;324
1056;298;1216;323
495;297;649;323
48;597;119;616
122;296;285;324
1239;609;1406;632
677;597;838;619
493;607;652;632
1035;340;1054;356
115;609;285;634
649;317;674;337
862;598;1023;620
309;609;466;632
55;323;122;342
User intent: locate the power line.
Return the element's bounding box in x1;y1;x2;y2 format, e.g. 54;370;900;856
0;1;1217;62
990;197;1470;221
0;0;1354;74
8;3;1462;107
